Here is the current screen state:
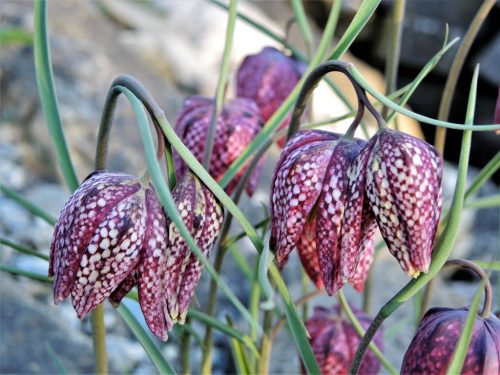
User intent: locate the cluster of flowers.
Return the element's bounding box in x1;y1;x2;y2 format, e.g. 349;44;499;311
48;47;301;341
49;43;499;373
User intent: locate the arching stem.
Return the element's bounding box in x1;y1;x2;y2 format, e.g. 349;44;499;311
96;75;174;189
442;259;492;318
287;60;386;142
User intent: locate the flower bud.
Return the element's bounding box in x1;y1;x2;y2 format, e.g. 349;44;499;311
236;47;306;147
164;172;224;324
174;96;263;195
401;307;500;374
50;171;171;339
305;304;383;374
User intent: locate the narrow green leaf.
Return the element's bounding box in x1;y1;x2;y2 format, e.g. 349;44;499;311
291;0;314;55
0;263;51;283
345;64;500;131
465;152;500;200
0;184;57;225
227;317;251;374
186;309;259;357
386;34;460;124
329;0;381;59
0;27;33;45
258;232;275;311
44;341;67;374
465;194;500;209
0;238;49;261
467;261;500;271
117;304;177;375
203;0;238;167
34;0;79;192
447;282;485;374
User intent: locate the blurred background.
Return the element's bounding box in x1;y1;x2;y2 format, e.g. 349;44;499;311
1;1;498;373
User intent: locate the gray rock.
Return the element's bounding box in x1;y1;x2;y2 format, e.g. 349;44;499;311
0;275;97;374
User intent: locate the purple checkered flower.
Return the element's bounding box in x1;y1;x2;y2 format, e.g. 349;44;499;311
50;171;171;340
401;307;500;374
345;129;443;277
163;172;224;324
270;129;376;295
236;46;306;147
174;96;263;196
305;304;383;375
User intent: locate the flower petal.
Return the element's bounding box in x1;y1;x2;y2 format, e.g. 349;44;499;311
270;141;334;263
165;173;197;322
137;187;172;340
52;172;140;303
339;138;376;283
70;192;146;318
296;220;323;288
348;213;377;292
315;139;361;295
367;130;442;276
176;181;223;322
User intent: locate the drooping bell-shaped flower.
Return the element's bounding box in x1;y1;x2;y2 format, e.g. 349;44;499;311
347;128;443;277
305;304;383;375
163;172;224;324
401;307;500;374
236;46;306;147
174;96;264;196
49;171;171;339
270;129;376;295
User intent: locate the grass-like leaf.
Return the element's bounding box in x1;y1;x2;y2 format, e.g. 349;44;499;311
329;0;381;59
0;27;33;45
0;184;57;226
0;238;49;261
117;304;177;375
34;0;79;192
446;281;485;373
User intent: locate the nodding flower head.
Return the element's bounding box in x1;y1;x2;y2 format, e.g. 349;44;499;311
163;172;224;324
356;129;443;277
401;307;500;374
270;129;376;295
305;304;383;375
236;46;306;147
174;96;264;195
50;171;171;340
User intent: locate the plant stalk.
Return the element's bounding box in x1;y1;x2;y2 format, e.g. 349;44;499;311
91;304;108;374
381;0;406;119
434;0;495;154
180;318;192;375
256;310;274;374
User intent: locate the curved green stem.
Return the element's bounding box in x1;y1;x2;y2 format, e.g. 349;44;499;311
96;76;174;188
435;0;496;153
337;291;397;375
442;259;492;318
287;60;387;142
349;65;479;375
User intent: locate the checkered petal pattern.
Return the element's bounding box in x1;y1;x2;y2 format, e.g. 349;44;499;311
401;307;500;374
271;130;377;295
304;305;383;375
365;129;442;277
164;173;223;324
236;46;306;147
50;171;173;340
173;96;263;196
